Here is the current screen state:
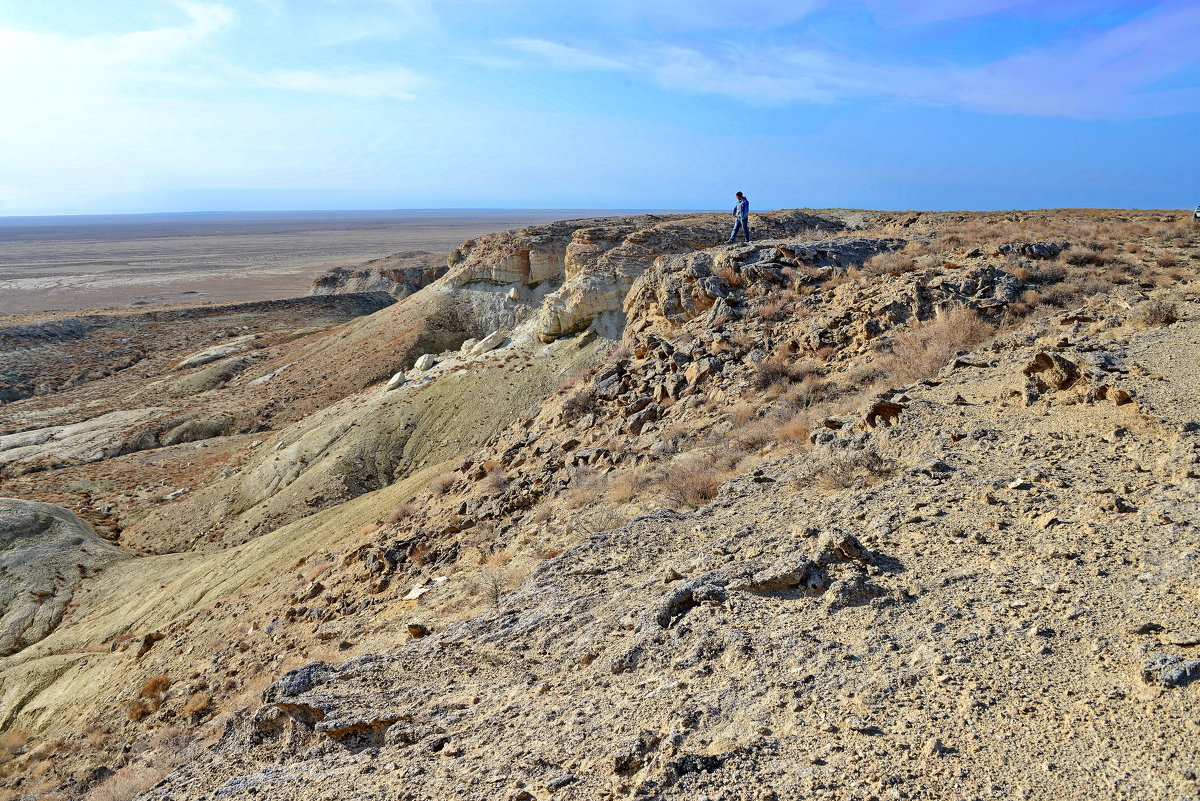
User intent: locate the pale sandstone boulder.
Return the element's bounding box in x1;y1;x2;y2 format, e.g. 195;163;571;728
413;354;436;371
469;330;508;355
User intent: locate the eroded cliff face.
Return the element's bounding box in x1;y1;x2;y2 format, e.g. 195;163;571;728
2;209;1198;801
309;252;448;299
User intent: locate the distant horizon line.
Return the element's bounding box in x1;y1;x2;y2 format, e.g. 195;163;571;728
0;205;1192;223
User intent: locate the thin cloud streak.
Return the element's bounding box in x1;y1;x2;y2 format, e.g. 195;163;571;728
502;1;1200;119
259;67;424;100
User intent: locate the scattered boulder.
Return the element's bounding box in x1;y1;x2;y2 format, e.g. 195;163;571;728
1142;653;1200;688
385;370;406;391
997;241;1070;260
470;330;508;355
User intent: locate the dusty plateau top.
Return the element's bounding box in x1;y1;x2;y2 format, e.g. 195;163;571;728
0;208;1197;801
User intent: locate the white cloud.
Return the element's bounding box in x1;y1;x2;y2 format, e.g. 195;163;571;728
260;67;424;100
503;38;628;71
501;1;1200;119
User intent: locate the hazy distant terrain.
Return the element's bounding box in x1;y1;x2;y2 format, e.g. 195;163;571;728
0;210;648;315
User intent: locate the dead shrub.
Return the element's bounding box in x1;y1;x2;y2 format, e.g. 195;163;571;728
862;250;914;276
1027;263;1067;284
784;374;834;409
90;764;168;801
1065;247;1115;268
475;566;518;607
1137;298;1180;327
801;448;899;491
1156;252;1177;268
757;299;784;320
776;413;812;446
125;699;153;722
751;356;802;391
427;472;457;496
713;264;747;289
730;419;776;453
384;503;416;525
607;467;652;505
886;307;993;383
730;402;755;426
182;692;212;721
659;455;723;509
139;674;170;699
485;468;509;493
562;387;598;419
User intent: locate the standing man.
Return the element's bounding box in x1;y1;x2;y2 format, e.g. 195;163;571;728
726;191;750;244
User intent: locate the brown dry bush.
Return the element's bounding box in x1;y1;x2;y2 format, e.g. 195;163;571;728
182;692;212;721
427;472;457;496
886;307;993;383
562;387;598;419
713;263;747;288
1064;247;1115;267
775;413;812;446
125;699;153;722
1026;262;1068;284
757;299;784;320
1156;252;1177;268
139;674;170;699
784;374;836;409
730;402;756;426
659;455;723;509
730;418;777;453
1137;298;1180;327
606;467;653;505
383;502;416;525
90;764;169;801
862;250;915;277
801;448;899;491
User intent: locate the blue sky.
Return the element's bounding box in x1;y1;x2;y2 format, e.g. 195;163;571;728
1;0;1198;215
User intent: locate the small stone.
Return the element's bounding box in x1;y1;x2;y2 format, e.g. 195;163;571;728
923;737;945;757
385;370;406;391
414;354;436;371
407;623;430;639
546;774;576;790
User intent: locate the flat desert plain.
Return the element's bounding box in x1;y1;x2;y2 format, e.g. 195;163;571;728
0;209;639;316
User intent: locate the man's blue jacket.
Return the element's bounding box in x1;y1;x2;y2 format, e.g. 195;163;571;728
734;197;749;220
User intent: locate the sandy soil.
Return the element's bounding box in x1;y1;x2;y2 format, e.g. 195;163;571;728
0;210;645;315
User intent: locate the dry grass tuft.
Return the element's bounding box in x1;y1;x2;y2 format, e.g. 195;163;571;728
563;387;598;419
862;250;915;276
1137;298;1180;327
139;674;170;699
182;692;213;721
427;472;457;496
384;502;416;525
886;307;993;383
800;448;899;491
659;454;724;509
90;764;169;801
125;699;153;722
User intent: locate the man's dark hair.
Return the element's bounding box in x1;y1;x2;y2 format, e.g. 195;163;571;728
736;191;744;197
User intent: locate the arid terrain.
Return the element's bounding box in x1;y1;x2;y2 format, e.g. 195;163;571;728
0;211;635;315
1;208;1198;801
